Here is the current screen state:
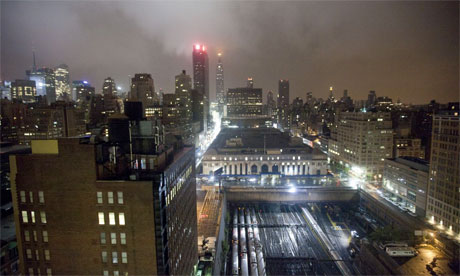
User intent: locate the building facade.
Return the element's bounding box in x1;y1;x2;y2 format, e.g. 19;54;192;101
202;128;328;177
426;114;459;237
27;68;56;104
10;80;36;103
10;114;197;275
216;53;225;110
129;74;157;111
329;112;393;181
383;157;429;217
278;79;290;129
226;87;263;117
54;64;71;101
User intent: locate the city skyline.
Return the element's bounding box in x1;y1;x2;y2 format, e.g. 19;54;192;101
1;1;458;104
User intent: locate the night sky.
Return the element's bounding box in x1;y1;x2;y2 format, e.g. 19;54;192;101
1;1;458;104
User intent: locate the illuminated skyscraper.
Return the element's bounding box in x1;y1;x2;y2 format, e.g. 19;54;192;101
72;80;95;103
129;74;157;111
278;79;290;129
247;77;254;88
27;68;56;104
216;53;224;109
192;44;209;100
192;44;209;130
54;64;71;100
102;77;117;96
175;70;192;123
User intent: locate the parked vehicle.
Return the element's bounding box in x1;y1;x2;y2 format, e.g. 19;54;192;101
386;246;416;257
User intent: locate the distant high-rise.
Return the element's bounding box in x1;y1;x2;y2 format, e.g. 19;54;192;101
27;68;56;104
10;80;36;103
278;79;290;129
192;44;209;100
130;74;156;111
247;77;254;88
216;53;225;107
192;44;209;130
367;90;377;107
226;87;263;117
72;80;95;103
54;64;71;100
175;70;192;123
102;77;117;96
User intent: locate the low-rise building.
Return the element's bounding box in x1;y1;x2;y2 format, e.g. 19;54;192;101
202;128;328;178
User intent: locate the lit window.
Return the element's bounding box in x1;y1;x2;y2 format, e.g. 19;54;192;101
20;191;26;203
44;249;50;261
31;211;36;223
39;191;44;203
97;192;103;204
100;233;106;244
29;192;33;203
121;252;127;263
117;192;123;204
33;231;37;242
22;211;28;223
114;271;119;276
103;271;109;276
108;192;114;204
24;230;30;241
28;268;34;276
119;213;125;225
102;251;108;263
120;233;126;245
46;268;52;276
112;252;118;264
98;212;105;225
43;231;48;242
109;213;116;225
35;249;39;260
111;233;117;244
26;249;32;259
40;211;47;224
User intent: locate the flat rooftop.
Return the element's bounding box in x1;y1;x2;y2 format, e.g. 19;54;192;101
207;128;325;155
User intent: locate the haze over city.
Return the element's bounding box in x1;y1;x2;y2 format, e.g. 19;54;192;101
2;1;458;104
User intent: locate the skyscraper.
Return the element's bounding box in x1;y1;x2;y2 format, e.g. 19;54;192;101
192;44;209;100
129;74;156;111
54;64;71;101
426;113;460;236
216;53;225;109
10;80;36;103
72;80;95;103
27;68;56;104
278;79;290;129
175;70;192;123
247;77;254;88
102;77;117;96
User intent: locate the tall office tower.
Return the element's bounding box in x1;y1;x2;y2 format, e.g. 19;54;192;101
192;44;209;101
72;80;95;103
226;87;263;117
10;80;36;103
426;113;460;236
306;92;313;104
130;74;156;112
192;44;209;130
10;109;197;275
277;79;290;129
102;77;117;96
191;89;205;132
216;53;225;110
328;111;393;182
175;70;192;122
367;90;377;108
54;64;71;101
266;90;277;121
247;77;254;88
27;68;56;104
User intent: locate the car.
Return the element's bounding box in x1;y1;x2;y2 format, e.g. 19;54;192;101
407;211;417;217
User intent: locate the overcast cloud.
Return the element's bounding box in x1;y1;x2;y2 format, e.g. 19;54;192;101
1;1;458;104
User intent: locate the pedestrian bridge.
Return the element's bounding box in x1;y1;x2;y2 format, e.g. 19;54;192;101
221;186;359;202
